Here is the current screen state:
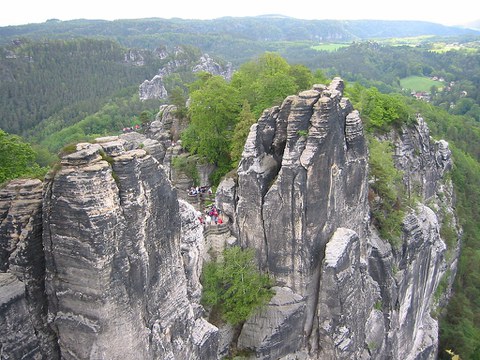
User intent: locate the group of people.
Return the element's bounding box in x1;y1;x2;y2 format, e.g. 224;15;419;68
122;124;141;133
198;205;223;226
187;186;213;197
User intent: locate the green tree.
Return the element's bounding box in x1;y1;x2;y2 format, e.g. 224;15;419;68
347;85;413;132
181;74;241;181
230;100;257;166
0;129;47;184
231;52;303;117
289;64;314;91
254;71;297;115
313;69;329;84
139;110;152;124
201;246;274;325
168;86;189;119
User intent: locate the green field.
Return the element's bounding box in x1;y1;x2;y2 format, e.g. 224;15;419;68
400;76;444;92
310;43;350;52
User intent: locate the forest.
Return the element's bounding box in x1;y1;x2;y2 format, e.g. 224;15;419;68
1;19;480;358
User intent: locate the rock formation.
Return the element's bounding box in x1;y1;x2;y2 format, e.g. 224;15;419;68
0;137;218;359
216;78;458;359
0;77;458;359
139;47;233;101
0;179;59;359
138;74;169;101
144;105;216;206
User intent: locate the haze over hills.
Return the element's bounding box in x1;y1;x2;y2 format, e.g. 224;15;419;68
463;19;480;30
0;16;479;47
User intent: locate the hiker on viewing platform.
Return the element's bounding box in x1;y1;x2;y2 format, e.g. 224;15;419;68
209;205;219;224
188;187;198;196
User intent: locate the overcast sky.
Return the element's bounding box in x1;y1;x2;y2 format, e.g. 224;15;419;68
1;0;477;27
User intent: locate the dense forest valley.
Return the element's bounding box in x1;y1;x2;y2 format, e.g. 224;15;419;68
1;17;480;358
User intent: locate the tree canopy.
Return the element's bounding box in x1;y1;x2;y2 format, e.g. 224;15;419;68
201;246;273;325
0;129;47;184
181;52;316;184
181;73;241;181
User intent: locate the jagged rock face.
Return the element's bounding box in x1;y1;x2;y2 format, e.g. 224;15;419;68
124;49;146;66
0;77;458;360
144;105;216;199
391;115;452;200
232;78;369;294
144;104;188;178
0;272;42;359
392;206;446;358
217;78;457;359
139;74;168;100
218;78;371;357
1;179;43;272
145;104;187;150
0;179;59;359
367;118;457;359
192;54;234;80
42;141;217;359
178;199;205;304
238;286;306;359
139;48;233;101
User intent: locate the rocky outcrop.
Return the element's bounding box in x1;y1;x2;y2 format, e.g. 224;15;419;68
192;54;233;80
0;77;459;360
0;178;59;359
144;104;186;167
216;78;458;359
139;47;233;101
238;286;306;359
144;105;216;207
0;272;43;359
390;114;452;200
146;104;185;143
313;228;377;359
179;199;206;304
124;49;146;66
139;75;168;100
40;140;217;359
370;116;457;359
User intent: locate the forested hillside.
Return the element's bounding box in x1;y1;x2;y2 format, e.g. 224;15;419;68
307;42;480;110
0;38;165;136
1;17;479;65
1;18;480;358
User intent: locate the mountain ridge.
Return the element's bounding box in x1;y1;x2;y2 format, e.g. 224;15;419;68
1;17;478;47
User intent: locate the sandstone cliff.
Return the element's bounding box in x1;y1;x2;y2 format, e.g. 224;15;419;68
0;179;59;359
1;138;218;359
217;78;458;359
139;47;233;101
0;78;458;360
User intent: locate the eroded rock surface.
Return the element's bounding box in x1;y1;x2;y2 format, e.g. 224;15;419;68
42;141;217;359
0;77;459;360
217;78;458;359
0;178;59;359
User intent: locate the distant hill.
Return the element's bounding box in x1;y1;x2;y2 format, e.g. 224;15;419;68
1;16;479;142
1;17;478;67
1;17;478;46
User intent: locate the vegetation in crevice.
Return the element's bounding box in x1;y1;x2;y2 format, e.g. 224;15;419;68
171;154;200;186
367;137;405;248
201;246;274;326
0;129;48;185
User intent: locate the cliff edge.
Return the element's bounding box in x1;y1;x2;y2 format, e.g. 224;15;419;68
0;78;459;359
217;78;458;359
